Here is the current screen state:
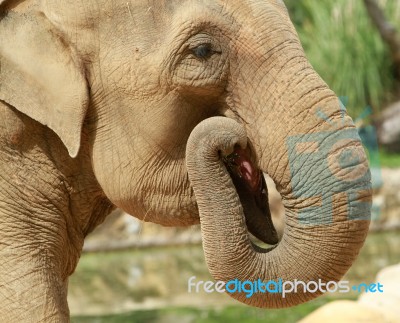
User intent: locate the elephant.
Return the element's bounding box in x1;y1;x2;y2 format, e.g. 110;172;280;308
0;0;372;321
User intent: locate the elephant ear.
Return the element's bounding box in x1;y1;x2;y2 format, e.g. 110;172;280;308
0;11;88;158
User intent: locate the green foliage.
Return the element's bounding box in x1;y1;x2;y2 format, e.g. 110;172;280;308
379;149;400;168
284;0;400;118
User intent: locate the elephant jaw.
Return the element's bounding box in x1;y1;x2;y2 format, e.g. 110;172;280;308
223;146;278;245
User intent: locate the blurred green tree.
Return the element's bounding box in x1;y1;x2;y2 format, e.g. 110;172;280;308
363;0;400;82
284;0;400;118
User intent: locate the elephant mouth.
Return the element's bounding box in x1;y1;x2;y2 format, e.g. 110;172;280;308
223;146;279;245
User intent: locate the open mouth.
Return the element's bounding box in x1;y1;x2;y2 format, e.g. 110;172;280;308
222;145;279;245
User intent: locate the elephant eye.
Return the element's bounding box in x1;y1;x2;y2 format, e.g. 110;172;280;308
191;43;214;60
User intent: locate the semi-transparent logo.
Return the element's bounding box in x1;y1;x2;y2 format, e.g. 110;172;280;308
286;97;380;224
188;276;384;299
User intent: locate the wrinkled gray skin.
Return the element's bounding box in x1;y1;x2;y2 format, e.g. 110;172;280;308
0;0;371;321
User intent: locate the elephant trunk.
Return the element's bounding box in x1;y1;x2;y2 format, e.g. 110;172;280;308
186;98;371;307
185;1;371;308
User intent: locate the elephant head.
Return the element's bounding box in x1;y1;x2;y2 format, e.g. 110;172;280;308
0;0;371;318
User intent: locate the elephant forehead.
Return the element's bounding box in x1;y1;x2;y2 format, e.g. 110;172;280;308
41;0;225;53
42;0;217;28
41;0;288;52
41;0;100;29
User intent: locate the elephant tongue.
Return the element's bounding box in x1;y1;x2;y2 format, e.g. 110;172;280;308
223;147;278;245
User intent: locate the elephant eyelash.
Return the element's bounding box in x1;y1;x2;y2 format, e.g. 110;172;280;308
191;43;213;59
183;31;222;61
189;43;221;60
